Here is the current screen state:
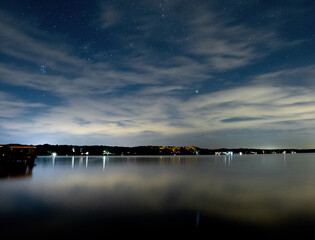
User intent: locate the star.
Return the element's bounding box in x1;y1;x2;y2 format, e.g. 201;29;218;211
40;65;47;74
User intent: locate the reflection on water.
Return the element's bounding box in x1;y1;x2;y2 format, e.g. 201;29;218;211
0;162;33;179
2;154;315;237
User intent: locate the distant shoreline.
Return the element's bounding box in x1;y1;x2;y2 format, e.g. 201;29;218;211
7;144;315;156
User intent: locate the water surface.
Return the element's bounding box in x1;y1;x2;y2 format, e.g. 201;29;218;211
2;154;315;237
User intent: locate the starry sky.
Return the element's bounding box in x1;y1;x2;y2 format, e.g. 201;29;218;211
0;0;315;148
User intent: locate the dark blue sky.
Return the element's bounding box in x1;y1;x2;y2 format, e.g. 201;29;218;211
0;0;315;148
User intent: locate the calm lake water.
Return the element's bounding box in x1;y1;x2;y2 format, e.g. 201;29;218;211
2;153;315;237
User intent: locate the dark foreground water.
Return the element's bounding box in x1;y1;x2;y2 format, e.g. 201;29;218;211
2;154;315;238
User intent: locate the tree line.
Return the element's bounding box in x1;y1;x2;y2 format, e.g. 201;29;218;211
34;144;311;156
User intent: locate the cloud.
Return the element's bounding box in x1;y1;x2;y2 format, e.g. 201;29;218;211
140;85;184;95
185;83;315;128
0;91;45;118
221;117;265;123
252;65;315;88
0;4;313;147
0;11;83;72
180;6;282;71
97;4;120;29
3;77;315;146
0;9;210;98
0;4;284;100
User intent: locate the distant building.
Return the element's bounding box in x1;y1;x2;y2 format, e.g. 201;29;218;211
0;144;36;164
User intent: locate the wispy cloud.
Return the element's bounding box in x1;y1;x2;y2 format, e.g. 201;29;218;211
97;4;120;29
252;65;315;88
3;74;315;142
183;7;282;71
0;91;45;118
0;4;284;98
0;3;313;147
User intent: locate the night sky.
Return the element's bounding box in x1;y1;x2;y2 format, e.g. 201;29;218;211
1;0;315;148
